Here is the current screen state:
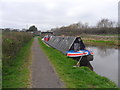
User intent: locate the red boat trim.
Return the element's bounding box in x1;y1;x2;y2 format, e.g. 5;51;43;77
67;53;83;56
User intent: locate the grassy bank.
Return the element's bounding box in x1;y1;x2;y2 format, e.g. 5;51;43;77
80;34;119;47
2;39;33;88
83;40;118;47
38;38;117;88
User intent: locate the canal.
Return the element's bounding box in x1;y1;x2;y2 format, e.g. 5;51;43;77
87;46;119;87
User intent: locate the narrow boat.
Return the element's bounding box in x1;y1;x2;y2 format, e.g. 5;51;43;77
42;35;94;68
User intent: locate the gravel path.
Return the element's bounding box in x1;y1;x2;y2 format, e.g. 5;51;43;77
31;37;64;88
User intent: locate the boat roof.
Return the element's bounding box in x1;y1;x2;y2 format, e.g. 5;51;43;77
45;36;82;54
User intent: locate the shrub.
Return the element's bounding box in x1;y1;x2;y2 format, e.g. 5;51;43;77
2;32;33;66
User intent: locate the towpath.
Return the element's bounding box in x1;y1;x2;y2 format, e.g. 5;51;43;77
31;37;64;88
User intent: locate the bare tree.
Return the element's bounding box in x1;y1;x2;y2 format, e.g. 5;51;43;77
97;18;114;28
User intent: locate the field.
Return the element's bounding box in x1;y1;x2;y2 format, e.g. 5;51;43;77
38;38;117;88
2;32;33;88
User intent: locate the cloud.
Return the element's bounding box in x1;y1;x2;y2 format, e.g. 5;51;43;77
0;0;119;31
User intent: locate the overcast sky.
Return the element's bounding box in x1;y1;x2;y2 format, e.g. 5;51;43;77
0;0;119;31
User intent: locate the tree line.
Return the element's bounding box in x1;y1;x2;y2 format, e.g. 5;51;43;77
51;18;118;36
1;25;38;32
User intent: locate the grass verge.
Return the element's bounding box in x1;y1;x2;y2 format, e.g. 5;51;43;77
38;38;117;88
2;39;33;88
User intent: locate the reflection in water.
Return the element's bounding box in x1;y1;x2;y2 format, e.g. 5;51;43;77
96;46;115;57
87;46;118;87
87;62;93;71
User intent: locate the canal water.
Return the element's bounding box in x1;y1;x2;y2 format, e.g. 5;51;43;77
87;46;118;86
